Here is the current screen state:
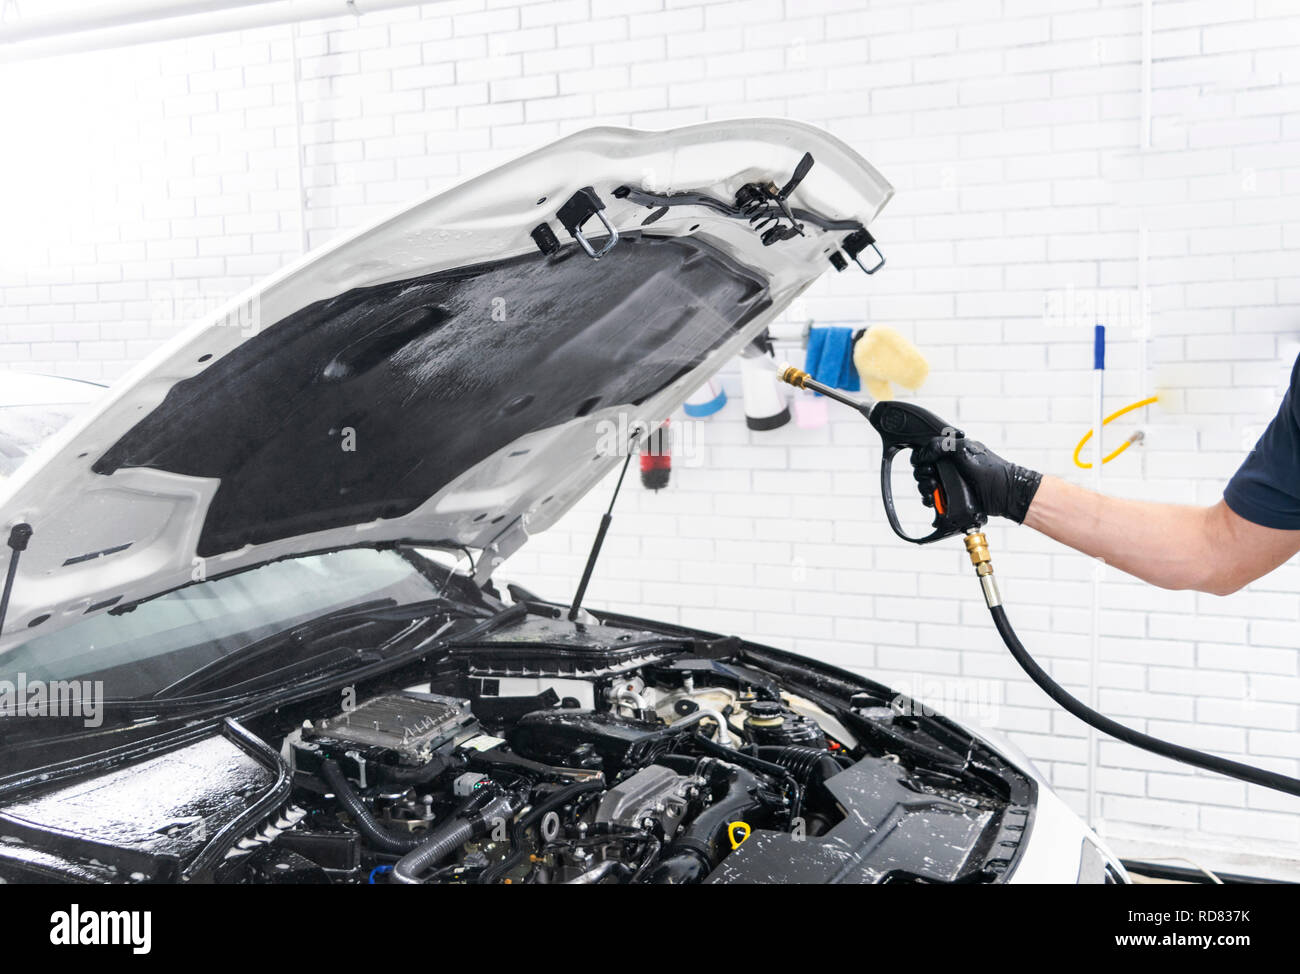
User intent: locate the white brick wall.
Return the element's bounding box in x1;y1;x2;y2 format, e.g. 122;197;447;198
2;0;1299;874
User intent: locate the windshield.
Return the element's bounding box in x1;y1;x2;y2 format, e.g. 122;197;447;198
0;548;443;700
0;402;86;478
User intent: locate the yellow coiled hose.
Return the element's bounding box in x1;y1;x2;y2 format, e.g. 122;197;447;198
1072;396;1159;469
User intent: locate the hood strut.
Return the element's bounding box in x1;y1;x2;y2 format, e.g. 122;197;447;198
567;442;637;622
0;523;33;636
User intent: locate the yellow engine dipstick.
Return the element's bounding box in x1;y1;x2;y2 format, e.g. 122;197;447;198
728;821;751;850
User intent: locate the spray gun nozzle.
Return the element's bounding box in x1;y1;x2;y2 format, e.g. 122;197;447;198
777;364;812;389
775;362;873;414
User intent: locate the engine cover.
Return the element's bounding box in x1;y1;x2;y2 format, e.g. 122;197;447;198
595;764;700;840
293;691;481;787
304;691;477;766
508;710;687;774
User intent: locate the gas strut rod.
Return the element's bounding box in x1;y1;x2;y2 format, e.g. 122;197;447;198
0;523;33;636
568;445;637;622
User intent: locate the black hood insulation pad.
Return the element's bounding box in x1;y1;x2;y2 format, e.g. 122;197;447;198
94;234;770;556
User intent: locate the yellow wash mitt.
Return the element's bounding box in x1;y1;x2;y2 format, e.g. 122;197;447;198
852;325;929;401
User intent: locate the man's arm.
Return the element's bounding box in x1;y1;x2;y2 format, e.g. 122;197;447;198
912;356;1300;595
1023;475;1300;596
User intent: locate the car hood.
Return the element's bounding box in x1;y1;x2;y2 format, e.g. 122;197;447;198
0;118;892;652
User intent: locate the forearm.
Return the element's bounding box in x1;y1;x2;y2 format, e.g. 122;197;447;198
911;435;1300;593
1023;475;1220;592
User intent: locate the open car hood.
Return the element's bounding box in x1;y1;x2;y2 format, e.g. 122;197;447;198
0;119;892;651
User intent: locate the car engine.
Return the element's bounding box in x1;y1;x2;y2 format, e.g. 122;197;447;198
268;674;844;884
0;613;1035;885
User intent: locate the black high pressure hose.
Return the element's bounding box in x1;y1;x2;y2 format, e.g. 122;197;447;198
990;604;1300;798
959;532;1300;799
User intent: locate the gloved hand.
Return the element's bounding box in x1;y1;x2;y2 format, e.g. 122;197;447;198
911;436;1043;524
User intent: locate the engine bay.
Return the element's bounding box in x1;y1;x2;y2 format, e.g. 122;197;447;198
0;608;1035;884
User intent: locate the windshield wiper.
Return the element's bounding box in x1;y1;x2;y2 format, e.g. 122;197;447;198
443;601;528;645
0;602;521;754
150;596;478;701
172;645;384;701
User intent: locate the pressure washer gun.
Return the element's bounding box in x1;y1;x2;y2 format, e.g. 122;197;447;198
776;363;1300;799
777;365;986;544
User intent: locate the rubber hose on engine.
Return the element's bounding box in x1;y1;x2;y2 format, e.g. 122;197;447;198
675;764;771;862
391;787;521;885
319;758;427;854
990;604;1300;798
755;746;842;788
691;734;804;820
629;835;662;884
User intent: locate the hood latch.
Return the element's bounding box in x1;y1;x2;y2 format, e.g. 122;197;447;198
554;186;620;260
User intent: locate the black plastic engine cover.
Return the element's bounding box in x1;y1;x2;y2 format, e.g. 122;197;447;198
705;755;1026;884
508;709;685;775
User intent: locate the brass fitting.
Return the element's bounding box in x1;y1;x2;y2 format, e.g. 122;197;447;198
777;364;811;389
963;531;993;577
964;531;1002;608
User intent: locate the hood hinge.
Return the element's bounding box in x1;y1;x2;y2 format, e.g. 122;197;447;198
474;517;529;587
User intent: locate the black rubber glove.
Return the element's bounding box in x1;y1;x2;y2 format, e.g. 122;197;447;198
910;437;1043;524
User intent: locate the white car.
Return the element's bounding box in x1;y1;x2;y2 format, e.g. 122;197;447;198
0;120;1124;884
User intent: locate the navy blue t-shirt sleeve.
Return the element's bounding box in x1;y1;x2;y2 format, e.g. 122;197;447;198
1223;354;1300;529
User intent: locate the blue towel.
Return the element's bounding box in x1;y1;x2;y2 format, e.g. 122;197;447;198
803;326;860;394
